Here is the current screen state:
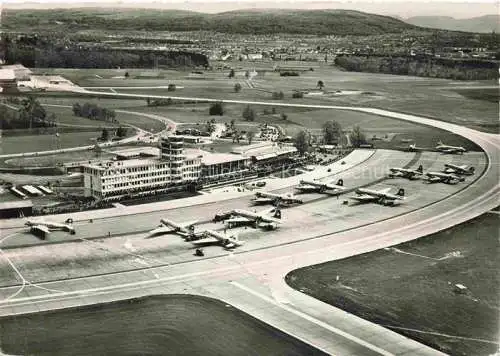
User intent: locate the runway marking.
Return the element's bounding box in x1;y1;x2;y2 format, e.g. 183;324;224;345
231;281;394;356
0;232;20;245
0;249;65;300
385;247;439;261
382;325;500;345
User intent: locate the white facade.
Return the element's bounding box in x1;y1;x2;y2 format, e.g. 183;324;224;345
84;136;202;201
83;157;201;200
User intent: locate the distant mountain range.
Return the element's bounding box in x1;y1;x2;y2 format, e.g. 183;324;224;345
4;8;418;36
405;15;500;33
4;8;499;35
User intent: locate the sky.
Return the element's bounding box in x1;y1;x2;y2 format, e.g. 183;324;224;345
1;0;498;19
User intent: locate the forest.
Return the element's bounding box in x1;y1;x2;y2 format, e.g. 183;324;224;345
334;55;499;80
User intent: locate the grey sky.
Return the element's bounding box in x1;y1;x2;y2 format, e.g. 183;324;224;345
1;0;498;19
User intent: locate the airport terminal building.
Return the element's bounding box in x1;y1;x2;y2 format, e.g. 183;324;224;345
83;136;251;201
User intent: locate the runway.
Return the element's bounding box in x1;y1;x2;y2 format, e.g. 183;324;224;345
0;99;498;356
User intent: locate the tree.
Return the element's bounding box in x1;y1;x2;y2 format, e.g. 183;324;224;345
294;130;310;155
272;91;285;100
228;69;235;78
101;128;110;141
72;103;82;116
245;70;250;79
317;80;325;89
209;102;224;116
280;112;288;121
246;129;257;145
124;71;130;78
349;125;367;147
234;83;242;93
206;120;216;134
292;91;304;98
167;84;176;92
232;131;240;143
116;126;128;138
146;97;151;106
322;120;342;145
230;119;236;131
242;105;255;121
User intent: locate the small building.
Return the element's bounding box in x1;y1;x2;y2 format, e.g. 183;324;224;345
21;185;44;196
1;64;32;81
0;200;33;219
0;68;17;92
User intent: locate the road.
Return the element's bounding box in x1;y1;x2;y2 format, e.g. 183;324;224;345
0;94;498;356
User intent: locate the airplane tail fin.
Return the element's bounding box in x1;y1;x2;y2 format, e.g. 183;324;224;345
337;179;344;187
396;188;405;197
417;165;423;173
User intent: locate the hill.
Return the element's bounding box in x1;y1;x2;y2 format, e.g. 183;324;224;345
3;8;419;35
405;15;500;33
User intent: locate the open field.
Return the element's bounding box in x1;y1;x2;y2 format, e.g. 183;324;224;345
140;103;480;150
22;63;499;135
286;211;500;356
3;150;114;168
0;294;326;356
65;62;498;131
0;131;101;155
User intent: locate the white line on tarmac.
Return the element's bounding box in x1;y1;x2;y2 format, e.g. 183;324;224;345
382;325;500;345
386;247;439;261
231;281;394;356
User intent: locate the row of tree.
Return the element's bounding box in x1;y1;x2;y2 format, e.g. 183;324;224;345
0;97;57;130
294;121;367;155
72;102;117;122
335;55;498;80
3;35;209;69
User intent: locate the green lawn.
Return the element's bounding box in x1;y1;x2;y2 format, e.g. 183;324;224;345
0;131;101;154
286;212;500;356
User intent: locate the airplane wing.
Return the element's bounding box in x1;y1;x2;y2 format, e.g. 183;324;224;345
32;225;50;235
191;236;220;245
426;176;442;183
148;226;175;237
226;217;252;224
260;216;282;224
325;183;345;191
350;194;378;202
252;197;274;204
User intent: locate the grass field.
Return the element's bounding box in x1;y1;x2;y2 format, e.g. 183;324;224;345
286;212;500;356
0;131;101;155
138;102;480;150
0;295;326;356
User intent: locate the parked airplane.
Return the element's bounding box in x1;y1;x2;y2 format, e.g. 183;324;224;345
424;171;465;184
351;187;405;206
252;191;303;205
191;230;243;249
436;141;467;154
443;163;475;176
296;179;345;194
148;218;197;237
219;208;282;229
388;165;423;180
24;219;75;237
